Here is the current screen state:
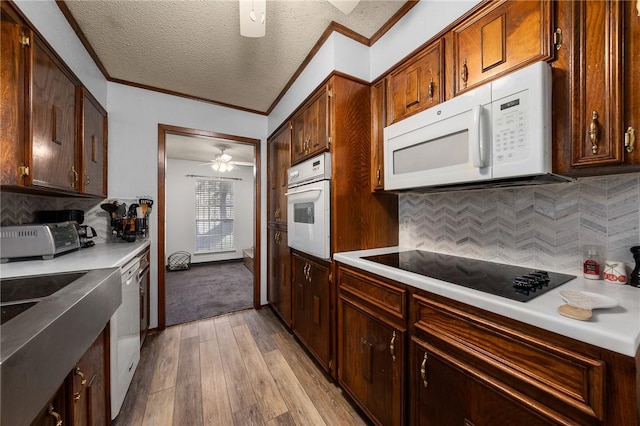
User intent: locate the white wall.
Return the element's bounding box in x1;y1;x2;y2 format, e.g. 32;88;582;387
166;159;254;264
107;83;267;327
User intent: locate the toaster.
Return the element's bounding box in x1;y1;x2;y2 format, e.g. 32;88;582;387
0;222;80;262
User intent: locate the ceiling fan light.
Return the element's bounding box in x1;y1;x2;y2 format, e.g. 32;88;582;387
227;164;234;171
211;163;220;171
240;0;265;37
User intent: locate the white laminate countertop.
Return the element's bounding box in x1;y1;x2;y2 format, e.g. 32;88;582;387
0;241;150;278
334;247;640;357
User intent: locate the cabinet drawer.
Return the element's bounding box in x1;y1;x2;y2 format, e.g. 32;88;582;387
338;267;406;322
412;294;605;421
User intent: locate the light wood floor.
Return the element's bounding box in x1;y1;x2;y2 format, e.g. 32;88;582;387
113;308;368;426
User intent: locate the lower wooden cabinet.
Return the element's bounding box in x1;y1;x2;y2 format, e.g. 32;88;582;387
31;327;109;426
292;251;332;372
338;298;405;426
410;336;554;426
139;247;150;346
268;227;292;326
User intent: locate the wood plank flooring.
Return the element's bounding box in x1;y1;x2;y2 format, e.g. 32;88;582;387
113;308;367;426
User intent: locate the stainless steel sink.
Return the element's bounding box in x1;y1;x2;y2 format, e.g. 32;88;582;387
1;268;121;426
0;271;88;324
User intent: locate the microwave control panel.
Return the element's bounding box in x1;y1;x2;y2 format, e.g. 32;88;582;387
492;90;529;165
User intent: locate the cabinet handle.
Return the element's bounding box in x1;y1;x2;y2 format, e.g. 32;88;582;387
69;166;78;188
589;111;600;154
390;330;396;361
625;127;636;154
428;77;434;102
420;352;428;388
275;208;280;220
84;171;90;187
376;166;381;183
553;28;563;51
73;366;87;401
461;59;468;88
48;403;63;426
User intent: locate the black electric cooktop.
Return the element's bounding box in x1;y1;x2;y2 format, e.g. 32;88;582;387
362;250;576;302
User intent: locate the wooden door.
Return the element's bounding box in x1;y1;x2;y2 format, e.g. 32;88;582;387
0;3;28;187
292;252;331;370
452;0;553;95
30;34;78;192
72;329;108;426
78;87;107;197
268;227;291;326
291;87;329;164
338;297;405;426
386;39;444;125
411;337;555;426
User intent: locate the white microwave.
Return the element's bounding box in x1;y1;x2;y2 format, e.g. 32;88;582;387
384;61;569;191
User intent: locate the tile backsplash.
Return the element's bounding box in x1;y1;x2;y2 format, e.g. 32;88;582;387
399;173;640;275
1;193;112;244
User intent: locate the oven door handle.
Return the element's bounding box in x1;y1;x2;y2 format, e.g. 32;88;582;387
284;188;322;196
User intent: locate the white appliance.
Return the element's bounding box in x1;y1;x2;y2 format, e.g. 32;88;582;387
384;61;571;191
110;256;141;419
286;153;331;259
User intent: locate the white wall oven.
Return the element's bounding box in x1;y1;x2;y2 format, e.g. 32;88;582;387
286;153;331;259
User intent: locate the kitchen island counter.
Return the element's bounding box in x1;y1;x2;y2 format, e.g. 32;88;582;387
335;246;640;357
0;240;150;279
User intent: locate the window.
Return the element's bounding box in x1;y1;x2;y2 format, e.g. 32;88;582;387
195;180;234;252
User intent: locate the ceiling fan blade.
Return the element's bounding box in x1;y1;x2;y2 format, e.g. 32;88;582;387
327;0;360;14
231;161;255;167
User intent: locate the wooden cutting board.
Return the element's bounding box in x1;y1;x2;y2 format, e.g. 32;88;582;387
558;304;592;321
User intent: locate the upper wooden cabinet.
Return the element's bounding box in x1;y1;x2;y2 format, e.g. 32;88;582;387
553;0;640;175
291;87;329;164
0;2;107;197
77;87;107;197
267;123;291;225
386;39;445;126
451;0;553;96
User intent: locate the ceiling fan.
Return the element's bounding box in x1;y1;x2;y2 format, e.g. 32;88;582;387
198;147;253;172
240;0;360;37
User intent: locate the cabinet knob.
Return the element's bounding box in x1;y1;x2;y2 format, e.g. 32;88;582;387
461;59;468;88
69;166;78;188
625;127;636;154
390;330;396;361
73;366;87;401
589;110;600;154
420;352;429;388
48;403;62;426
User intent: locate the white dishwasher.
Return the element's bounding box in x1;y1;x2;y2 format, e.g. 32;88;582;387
110;256;141;419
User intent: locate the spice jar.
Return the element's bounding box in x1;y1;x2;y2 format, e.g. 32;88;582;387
583;245;602;280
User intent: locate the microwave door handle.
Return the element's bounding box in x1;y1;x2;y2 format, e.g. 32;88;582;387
470;105;486;168
284;188;322;196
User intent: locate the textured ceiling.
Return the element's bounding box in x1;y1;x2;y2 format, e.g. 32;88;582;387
62;0;409;113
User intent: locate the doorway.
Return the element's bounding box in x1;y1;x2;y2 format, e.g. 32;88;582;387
157;124;261;328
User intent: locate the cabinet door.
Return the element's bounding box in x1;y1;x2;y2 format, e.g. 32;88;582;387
291;87;329;164
387;39;444;125
370;80;386;191
339;297;405;426
623;0;640;165
292;252;331;370
452;0;553;95
72;328;108;426
30;34;78;192
30;384;67;426
78;87;107;197
0;4;28;187
268;227;292;326
268;124;290;225
411;337;554;426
